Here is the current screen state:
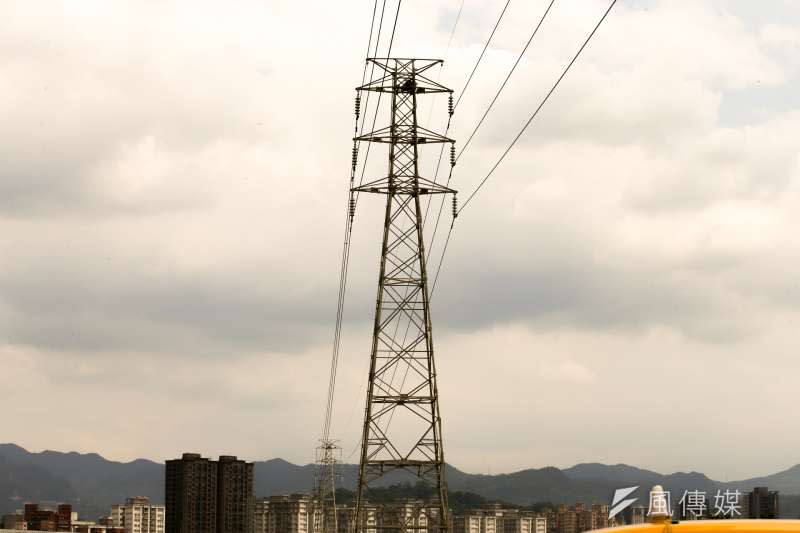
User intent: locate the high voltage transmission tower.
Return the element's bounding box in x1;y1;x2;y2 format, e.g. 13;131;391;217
352;58;457;533
314;439;341;533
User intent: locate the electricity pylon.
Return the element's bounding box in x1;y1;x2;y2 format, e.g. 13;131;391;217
314;439;341;533
352;58;457;533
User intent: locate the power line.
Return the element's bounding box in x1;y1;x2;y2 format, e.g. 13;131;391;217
454;0;511;111
421;0;474;227
446;0;466;55
360;0;380;86
424;0;512;205
458;0;619;216
430;221;454;297
422;0;513;266
353;1;411;439
355;0;388;149
424;0;465;127
426;0;620;314
323;0;403;447
346;0;402;426
354;0;402;202
456;0;556;163
321;0;385;442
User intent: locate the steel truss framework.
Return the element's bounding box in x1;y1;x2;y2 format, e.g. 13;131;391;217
315;439;341;533
354;58;456;533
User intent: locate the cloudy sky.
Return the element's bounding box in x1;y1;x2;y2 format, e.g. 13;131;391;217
2;0;800;482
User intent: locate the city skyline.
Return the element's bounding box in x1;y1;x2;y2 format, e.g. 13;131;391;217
2;485;787;524
3;0;800;481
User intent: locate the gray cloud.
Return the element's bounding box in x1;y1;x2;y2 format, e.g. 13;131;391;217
2;0;799;479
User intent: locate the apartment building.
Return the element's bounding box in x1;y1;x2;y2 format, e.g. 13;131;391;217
110;497;165;533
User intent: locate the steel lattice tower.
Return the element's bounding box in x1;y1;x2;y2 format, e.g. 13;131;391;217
314;439;341;533
353;58;456;533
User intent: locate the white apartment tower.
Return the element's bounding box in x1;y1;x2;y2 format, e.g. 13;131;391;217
254;498;270;533
259;494;322;533
332;503;377;533
453;509;547;533
111;496;165;533
453;512;482;533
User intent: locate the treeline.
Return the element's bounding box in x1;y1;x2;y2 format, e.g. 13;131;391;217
333;482;557;514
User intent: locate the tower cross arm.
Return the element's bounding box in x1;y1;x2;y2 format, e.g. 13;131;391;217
355;125;453;145
352;177;455;196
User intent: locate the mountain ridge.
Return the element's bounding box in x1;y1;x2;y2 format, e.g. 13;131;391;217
2;444;799;520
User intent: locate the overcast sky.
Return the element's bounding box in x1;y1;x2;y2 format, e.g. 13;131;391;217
2;0;800;482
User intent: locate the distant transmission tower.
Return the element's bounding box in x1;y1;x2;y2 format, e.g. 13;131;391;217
352;58;457;533
314;439;341;533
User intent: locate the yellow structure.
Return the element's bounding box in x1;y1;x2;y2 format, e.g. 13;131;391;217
594;521;800;533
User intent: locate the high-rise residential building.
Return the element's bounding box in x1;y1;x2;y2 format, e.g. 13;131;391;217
254;498;270;533
262;494;322;533
748;487;779;519
57;504;73;532
24;503;49;531
452;508;546;533
258;495;381;533
328;503;377;533
494;508;536;533
453;512;482;533
165;453;254;533
111;496;165;533
575;504;590;533
2;512;26;530
217;456;255;533
166;453;218;533
5;504;111;533
22;503;72;531
555;505;577;533
482;510;497;533
386;500;432;533
260;503;546;533
739;494;751;519
628;506;646;525
589;504;608;531
544;510;556;533
72;519;125;533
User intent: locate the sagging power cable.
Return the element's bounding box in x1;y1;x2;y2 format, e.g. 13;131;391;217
326;0;403;446
322;0;390;442
424;0;513;238
455;0;557;164
430;0;620;313
458;0;619;216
